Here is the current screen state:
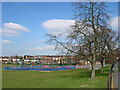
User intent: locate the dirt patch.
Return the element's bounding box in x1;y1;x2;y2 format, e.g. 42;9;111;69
38;71;51;72
79;84;88;87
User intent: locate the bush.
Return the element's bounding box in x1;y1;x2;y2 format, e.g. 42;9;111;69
7;62;13;64
72;62;77;65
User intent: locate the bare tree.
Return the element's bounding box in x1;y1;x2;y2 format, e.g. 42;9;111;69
46;2;112;79
96;27;119;73
69;2;111;79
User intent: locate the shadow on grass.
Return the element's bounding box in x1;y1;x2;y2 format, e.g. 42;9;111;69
95;70;109;77
58;69;91;79
58;66;110;79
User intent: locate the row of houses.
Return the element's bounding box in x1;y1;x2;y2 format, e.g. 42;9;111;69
1;55;102;65
1;55;72;64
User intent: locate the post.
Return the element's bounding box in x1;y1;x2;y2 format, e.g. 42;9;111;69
60;59;62;66
112;62;118;88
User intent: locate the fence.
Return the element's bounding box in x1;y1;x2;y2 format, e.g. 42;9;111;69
107;62;115;89
4;65;103;71
4;65;88;71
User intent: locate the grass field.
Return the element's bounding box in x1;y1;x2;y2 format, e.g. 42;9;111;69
2;65;111;88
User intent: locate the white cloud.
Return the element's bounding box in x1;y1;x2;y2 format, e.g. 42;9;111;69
26;45;63;55
3;40;13;45
44;46;55;50
110;16;119;32
2;28;20;37
0;22;30;37
29;46;55;51
42;19;75;36
4;23;30;32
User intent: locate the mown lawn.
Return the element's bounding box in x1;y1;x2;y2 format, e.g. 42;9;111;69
2;65;111;88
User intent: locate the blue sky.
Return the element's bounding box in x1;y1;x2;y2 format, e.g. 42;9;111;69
1;2;118;56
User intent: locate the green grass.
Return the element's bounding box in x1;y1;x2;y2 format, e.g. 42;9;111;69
2;65;111;88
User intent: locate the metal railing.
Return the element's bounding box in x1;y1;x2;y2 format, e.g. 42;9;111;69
107;62;115;89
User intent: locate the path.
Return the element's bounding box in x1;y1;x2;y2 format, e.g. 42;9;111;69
118;72;120;90
113;62;118;88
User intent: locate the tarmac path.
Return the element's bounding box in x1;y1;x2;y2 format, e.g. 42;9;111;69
118;61;120;90
112;62;118;89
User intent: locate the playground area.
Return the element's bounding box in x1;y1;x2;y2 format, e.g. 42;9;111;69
4;62;104;71
3;58;104;71
4;65;92;71
2;55;103;72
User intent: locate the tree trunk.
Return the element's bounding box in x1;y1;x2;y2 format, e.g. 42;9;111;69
91;62;95;79
91;57;96;79
103;59;105;67
101;61;104;73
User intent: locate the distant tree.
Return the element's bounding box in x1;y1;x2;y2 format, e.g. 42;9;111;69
96;28;119;73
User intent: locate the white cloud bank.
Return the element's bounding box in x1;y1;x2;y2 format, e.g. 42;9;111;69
42;17;119;36
4;23;30;32
42;19;75;36
0;23;30;37
110;16;119;32
3;40;13;45
29;46;55;51
26;46;58;55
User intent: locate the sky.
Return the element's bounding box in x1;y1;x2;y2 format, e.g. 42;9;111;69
1;2;119;56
